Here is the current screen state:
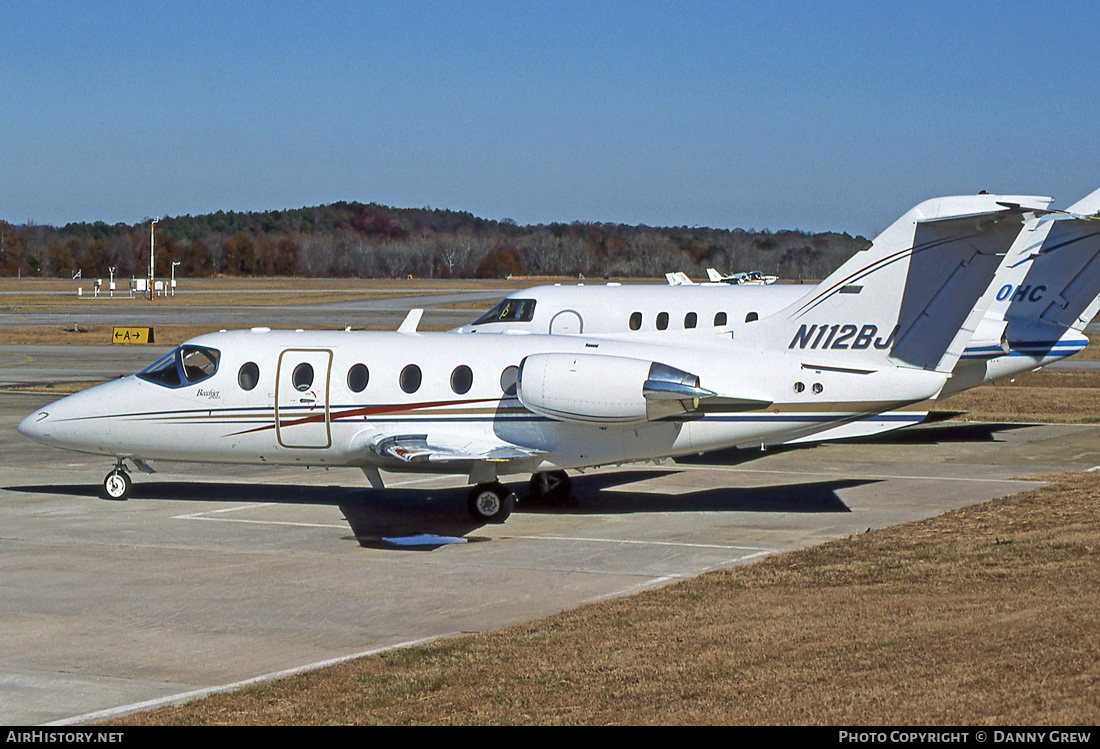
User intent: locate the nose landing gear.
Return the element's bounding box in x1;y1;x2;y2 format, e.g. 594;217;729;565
103;461;132;501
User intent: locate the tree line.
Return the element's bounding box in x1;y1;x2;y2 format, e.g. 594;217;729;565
0;202;868;281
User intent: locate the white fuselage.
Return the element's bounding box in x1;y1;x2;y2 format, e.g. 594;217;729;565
454;282;1089;396
18;328;946;476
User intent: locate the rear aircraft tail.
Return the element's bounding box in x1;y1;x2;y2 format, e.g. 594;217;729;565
962;186;1100;358
755;195;1053;373
1020;186;1100;332
665;272;696;285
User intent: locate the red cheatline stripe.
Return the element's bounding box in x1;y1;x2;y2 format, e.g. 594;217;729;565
228;396;500;436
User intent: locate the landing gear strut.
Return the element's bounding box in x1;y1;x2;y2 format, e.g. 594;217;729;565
528;470;572;504
467;482;516;524
103;461;132;500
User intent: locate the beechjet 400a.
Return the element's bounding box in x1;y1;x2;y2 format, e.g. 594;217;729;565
18;194;1053;524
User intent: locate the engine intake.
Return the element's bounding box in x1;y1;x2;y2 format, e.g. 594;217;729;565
517;353;713;424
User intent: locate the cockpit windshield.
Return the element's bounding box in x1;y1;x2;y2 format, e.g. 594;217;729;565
137;345;220;388
471;298;537;326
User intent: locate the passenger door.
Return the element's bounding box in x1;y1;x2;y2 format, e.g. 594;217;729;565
275;349;333;448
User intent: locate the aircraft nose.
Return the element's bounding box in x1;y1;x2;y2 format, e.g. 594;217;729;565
17;409;52;444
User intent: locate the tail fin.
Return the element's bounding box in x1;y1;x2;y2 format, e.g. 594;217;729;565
1025;187;1100;331
758;195;1052;373
962;186;1100;351
665;272;696;285
706;268;724;283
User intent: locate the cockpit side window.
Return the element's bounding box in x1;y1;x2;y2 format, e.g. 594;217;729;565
181;346;219;382
138;345;221;388
472;298;537;325
137;351;182;387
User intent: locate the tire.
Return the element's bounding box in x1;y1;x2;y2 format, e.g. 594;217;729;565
103;470;132;501
528;470;572;504
467;482;515;523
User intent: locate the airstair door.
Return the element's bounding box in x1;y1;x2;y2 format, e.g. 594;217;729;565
275;349;333;449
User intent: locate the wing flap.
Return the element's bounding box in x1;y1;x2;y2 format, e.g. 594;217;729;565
374;434;544;464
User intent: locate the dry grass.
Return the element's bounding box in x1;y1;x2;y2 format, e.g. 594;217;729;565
0;277;521;311
939;368;1100;423
0;321;460;346
108;471;1100;726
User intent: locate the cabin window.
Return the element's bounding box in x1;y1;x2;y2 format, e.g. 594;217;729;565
347;364;369;393
400;364;422;393
292;363;314;392
684;312;697;329
450;365;473;395
500;365;519;396
238;362;259;391
656;312;669;330
137;345;220;389
471;298;537;325
629;312;642;331
714;312;728;326
745;312;759;323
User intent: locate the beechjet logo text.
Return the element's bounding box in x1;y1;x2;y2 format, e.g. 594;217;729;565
788;324;899;350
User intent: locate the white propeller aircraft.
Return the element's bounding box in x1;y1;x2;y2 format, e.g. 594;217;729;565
18;194;1052;524
706;268;778;285
458;188;1100;439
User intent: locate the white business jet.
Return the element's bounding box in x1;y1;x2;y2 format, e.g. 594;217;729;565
18;194;1046;524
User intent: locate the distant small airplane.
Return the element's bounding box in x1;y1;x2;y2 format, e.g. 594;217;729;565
706;268;778;285
19;193;1052;525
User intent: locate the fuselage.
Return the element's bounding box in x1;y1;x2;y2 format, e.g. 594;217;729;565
454;282;1090;396
18;327;947;476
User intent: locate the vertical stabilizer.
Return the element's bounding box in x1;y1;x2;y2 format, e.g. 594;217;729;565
759;195;1052;373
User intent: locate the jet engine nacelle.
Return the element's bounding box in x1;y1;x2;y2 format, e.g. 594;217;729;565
517;353;714;424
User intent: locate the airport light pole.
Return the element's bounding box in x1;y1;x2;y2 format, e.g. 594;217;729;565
149;218;159;300
171;261;181;298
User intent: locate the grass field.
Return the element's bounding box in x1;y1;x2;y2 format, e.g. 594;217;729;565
0;276;522;307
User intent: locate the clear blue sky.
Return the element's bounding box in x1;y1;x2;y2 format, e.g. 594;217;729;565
3;0;1097;237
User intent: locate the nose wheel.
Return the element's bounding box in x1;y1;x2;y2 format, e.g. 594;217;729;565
103;464;132;501
467;482;515;523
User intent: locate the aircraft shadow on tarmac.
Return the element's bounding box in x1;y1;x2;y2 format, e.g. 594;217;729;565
6;469;876;551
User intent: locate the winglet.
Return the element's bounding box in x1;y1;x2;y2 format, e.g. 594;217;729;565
398;309;424;334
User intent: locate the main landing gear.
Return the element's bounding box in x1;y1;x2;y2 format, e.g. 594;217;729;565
465;471;573;523
467;482;516;524
528;470;572;504
103;460;132;500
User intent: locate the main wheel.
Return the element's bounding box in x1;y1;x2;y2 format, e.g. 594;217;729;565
103;470;132;500
467;482;515;524
528;470;572;504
